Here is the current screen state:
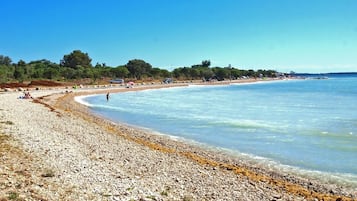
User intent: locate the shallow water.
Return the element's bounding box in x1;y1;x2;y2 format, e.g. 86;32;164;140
80;74;357;186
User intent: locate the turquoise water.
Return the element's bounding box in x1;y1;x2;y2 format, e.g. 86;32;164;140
78;74;357;186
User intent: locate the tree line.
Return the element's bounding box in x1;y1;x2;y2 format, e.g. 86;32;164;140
0;50;278;84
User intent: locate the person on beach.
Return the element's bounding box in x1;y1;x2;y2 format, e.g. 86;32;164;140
21;91;33;99
106;92;110;101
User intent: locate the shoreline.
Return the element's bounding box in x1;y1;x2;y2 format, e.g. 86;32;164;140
53;80;357;198
1;79;356;200
82;80;357;189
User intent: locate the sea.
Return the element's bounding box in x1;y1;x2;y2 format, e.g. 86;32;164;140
77;73;357;187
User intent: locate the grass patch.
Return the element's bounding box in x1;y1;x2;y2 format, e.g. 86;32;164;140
160;190;168;196
41;169;55;177
160;186;170;196
145;195;157;200
126;187;134;191
7;192;19;200
0;120;14;125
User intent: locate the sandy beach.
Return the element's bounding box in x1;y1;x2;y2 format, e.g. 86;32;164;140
1;81;356;201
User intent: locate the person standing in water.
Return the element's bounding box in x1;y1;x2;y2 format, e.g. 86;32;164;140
106;92;110;102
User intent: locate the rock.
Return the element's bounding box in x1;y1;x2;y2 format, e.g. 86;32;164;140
272;193;281;199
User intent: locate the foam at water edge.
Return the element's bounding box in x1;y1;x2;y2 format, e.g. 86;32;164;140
74;95;95;107
230;79;298;86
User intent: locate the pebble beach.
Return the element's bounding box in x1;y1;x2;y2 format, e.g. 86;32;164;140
1;83;356;201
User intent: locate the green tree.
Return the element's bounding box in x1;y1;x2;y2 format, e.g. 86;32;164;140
13;67;25;82
31;68;44;79
91;68;101;83
96;66;112;77
0;55;14;82
0;55;12;66
212;67;229;80
173;67;200;80
190;68;200;79
0;65;14;82
200;68;214;80
201;60;211;68
110;66;129;78
150;67;162;79
180;67;191;79
231;68;243;79
43;67;60;79
60;67;77;79
60;50;92;69
125;59;152;80
172;67;183;79
159;69;171;78
247;69;256;77
28;59;59;79
17;59;26;67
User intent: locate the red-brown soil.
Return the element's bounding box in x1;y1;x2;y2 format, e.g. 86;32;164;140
0;80;63;89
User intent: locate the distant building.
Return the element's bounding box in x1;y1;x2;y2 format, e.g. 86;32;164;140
109;78;124;84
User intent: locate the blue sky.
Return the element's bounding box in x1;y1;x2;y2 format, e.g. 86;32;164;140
1;0;357;73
